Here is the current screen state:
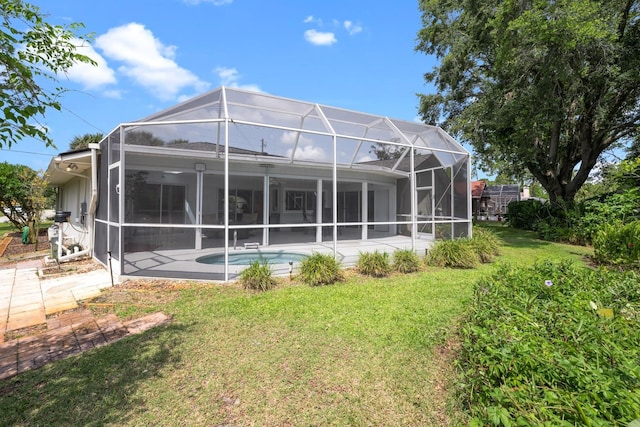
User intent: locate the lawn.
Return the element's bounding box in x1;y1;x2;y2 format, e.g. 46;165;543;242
0;223;593;426
0;221;17;237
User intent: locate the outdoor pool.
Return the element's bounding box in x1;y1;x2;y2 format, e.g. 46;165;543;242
196;251;308;265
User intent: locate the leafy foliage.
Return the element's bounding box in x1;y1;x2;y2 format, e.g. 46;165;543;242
239;260;276;291
368;140;406;160
69;132;104;151
593;220;640;268
0;0;96;148
416;0;640;203
357;250;393;277
298;252;342;286
510;188;640;245
392;249;421;273
506;199;552;231
426;239;479;269
0;162;52;241
574;188;640;242
459;261;640;425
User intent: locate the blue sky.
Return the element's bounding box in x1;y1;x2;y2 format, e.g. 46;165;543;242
1;0;442;172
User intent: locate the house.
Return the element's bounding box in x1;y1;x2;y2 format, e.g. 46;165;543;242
47;87;471;281
471;180;487;217
471;181;521;219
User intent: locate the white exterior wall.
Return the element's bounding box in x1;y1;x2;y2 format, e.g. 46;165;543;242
56;173;91;249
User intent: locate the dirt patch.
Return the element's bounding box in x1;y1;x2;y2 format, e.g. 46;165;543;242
39;258;104;278
84;279;192;318
0;230;51;268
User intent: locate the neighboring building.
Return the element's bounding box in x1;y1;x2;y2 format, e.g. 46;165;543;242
471;182;521;218
47;87;471;281
471;180;487;217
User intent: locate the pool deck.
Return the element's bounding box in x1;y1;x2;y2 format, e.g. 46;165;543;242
121;235;433;281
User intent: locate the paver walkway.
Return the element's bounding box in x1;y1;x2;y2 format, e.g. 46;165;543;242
0;259;172;380
0;309;171;380
1;260;116;338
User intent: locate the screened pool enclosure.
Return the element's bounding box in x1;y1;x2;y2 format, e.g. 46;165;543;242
94;87;471;281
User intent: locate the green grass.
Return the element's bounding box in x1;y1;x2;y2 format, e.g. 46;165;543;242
0;224;593;426
0;220;53;238
477;221;593;265
0;221;18;237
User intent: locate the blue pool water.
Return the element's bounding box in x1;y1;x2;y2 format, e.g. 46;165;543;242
196;251;308;265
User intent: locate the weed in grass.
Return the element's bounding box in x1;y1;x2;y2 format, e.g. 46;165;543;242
240;260;276;291
357;250;392;277
392;248;421;273
298;252;342;286
426;239;479;269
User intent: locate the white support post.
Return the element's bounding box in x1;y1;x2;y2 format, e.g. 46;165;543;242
263;170;269;246
195;171;203;250
223;91;230;282
410;148;416;251
332;136;338;257
361;181;368;241
316;179;322;242
450;166;455;239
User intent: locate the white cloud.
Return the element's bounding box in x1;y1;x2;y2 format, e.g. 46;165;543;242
281;132;327;161
280;131;301;145
102;89;123;99
303;16;314;23
304;29;337;46
214;66;262;92
64;40;117;89
287;144;328;161
183;0;232;5
95;23;209;100
344;21;362;35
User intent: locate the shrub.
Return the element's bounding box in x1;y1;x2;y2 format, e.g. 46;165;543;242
506;199;550;230
357;250;392;277
298;252;342;286
392;248;421;273
426;239;479;269
576;188;640;244
240;260;276;291
459;261;640;425
592;220;640;268
470;227;501;263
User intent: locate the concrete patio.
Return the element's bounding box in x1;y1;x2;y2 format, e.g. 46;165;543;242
0;260;117;338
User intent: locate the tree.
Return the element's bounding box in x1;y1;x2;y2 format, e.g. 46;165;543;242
0;162;52;244
0;0;96;149
125;130;165;146
416;0;640;204
627;138;640;160
369;138;406;160
69;132;103;151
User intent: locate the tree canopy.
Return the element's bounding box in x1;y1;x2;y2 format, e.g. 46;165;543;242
69;132;103;151
0;161;52;242
416;0;640;204
0;0;96;149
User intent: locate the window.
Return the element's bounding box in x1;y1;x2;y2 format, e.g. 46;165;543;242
129;182;185;223
285;190;316;211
